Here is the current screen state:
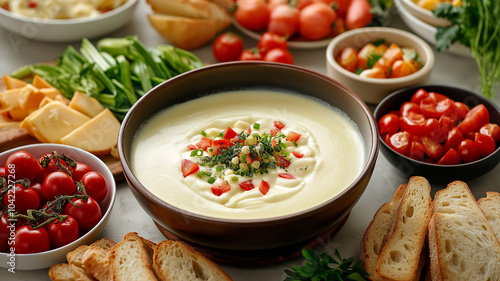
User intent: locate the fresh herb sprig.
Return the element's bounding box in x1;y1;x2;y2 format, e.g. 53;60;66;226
284;248;369;281
433;0;500;99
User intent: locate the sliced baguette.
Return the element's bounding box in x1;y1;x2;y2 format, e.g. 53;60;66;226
428;181;500;281
48;263;76;281
153;240;233;281
374;176;432;281
478;191;500;240
66;245;95;281
361;184;406;278
81;238;117;281
108;232;158;281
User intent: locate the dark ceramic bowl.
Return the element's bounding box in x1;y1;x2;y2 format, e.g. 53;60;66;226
374;85;500;184
118;62;379;258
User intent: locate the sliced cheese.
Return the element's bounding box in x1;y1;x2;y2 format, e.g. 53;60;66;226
39;87;63;100
32;75;54;89
26;101;91;143
69;91;105;118
19;84;45;112
3;75;28;90
59;108;120;155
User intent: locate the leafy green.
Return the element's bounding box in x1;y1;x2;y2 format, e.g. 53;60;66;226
10;36;204;121
284;248;370;281
369;0;395;26
433;1;500;99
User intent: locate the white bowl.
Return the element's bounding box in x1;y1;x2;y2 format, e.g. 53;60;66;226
0;0;138;42
400;0;451;27
395;0;470;57
0;143;116;270
326;27;434;104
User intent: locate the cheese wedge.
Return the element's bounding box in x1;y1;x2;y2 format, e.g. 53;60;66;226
24;101;91;143
3;75;28;90
19;84;45;112
69;91;105;118
59;108;120;155
32;75;54;89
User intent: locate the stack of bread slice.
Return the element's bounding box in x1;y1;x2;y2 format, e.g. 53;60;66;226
49;232;233;281
361;176;500;281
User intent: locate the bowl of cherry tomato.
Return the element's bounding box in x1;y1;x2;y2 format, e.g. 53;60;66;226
326;26;434;104
0;143;116;270
374;85;500;183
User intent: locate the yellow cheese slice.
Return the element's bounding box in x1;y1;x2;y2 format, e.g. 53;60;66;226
69;91;105;118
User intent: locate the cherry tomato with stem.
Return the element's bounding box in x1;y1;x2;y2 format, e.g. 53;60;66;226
299;2;337;40
65;197;102;233
212;33;244;62
3;182;39;215
5;151;40;182
14;225;50;254
378;113;400;135
258;32;288;55
81;171;108;203
42;171;76;201
0;214;13;253
263;48;294;64
239;49;262;61
47;215;80;248
344;0;373;30
267;4;300;38
234;0;270;31
71;162;93;182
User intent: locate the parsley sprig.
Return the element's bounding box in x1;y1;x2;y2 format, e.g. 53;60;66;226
284;248;369;281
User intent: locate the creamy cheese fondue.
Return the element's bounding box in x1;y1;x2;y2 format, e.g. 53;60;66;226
131;90;365;220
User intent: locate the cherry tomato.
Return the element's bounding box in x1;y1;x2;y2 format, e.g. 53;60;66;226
475;133;496;156
299;2;336;40
212;33;244;62
344;0;373;30
420;97;457;119
47;215;79;248
400;102;421;117
336;47;358;72
42;171;76;201
65;197;102;232
400;112;427;137
378;113;400;135
424;118;446;143
81;171;108;203
29;182;45;205
410;88;430;104
0;167;5;177
457;139;481;163
71;162;93;182
5;151;40;182
420;136;445;161
455;101;470;120
437;148;462;165
387;131;411;156
268;0;287;10
443;127;464;152
263;48;294;64
239;49;262;61
456;104;490;134
267;4;300;37
14;225;50;254
0;214;13;253
407;140;426;161
479;123;500;143
234;0;270;31
4;183;40;215
258;32;288;54
36;154;68;183
328;0;349;16
295;0;314;10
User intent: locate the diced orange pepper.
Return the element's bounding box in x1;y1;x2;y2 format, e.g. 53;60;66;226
391;60;417;78
356;43;376;70
336;47;358;72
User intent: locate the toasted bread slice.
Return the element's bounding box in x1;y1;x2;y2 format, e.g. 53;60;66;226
361;184;406;277
109;232;158;281
374;176;432;281
478;191;500;240
66;245;95;281
48;263;76;281
81;238;117;281
429;181;500;281
153;240;233;281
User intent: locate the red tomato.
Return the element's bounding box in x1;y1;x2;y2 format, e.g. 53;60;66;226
336;47;358;72
286;131;301;142
480;123;500;143
420;136;445;161
268;0;287;10
328;0;349;16
239;180;255;191
0;214;13;253
42;171;76;201
475;133;496;156
457;139;481;163
295;0;314;10
344;0;373;30
400;112;427;137
81;171;108;203
239;49;262;61
275;155;291;168
437;148;462;165
234;0;270;31
29;182;45;207
378;113;400;135
259;180;270;195
420;97;457;119
292;151;304;158
5;150;40;182
456;104;490;134
263;48;294;64
407;140;425;161
267;4;300;37
65;197;102;232
428;92;449;102
331;17;346;37
211;181;231;196
223;127;238;139
425;118;446;143
454;101;470;120
14;225;50;254
71;163;93;182
181;159;199;177
443;127;464;152
3;183;39;215
47;215;79;248
387;131;411;156
195;137;213;151
410;88;430;104
212;139;234;155
299;2;336;40
212;33;244;62
274;120;286;130
258;32;288;54
278;173;296;179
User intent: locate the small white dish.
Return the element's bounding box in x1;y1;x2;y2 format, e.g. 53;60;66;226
400;0;451;27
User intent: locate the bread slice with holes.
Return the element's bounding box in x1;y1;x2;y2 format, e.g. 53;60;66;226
153;240;233;281
428;181;500;281
48;263;76;281
373;176;432;281
361;184;406;277
81;238;117;281
478;191;500;240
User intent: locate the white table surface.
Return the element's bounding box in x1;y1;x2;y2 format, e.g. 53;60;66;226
1;1;500;280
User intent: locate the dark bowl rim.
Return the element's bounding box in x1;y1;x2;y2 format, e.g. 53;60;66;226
118;61;380;225
373;84;500;167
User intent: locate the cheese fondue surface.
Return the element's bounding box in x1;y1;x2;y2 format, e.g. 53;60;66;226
131;90;365;220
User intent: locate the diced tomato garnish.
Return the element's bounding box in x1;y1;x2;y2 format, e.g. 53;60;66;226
407;140;425;161
292;151;304;158
223;127;238;140
400;102;421;117
455;102;470;120
27;0;37;8
420;97;457;119
259;180;270;195
457;139;481;163
480;123;500;143
239;180;255;191
196;137;212;151
456;104;490;135
211;181;231;196
424;118;446;143
286;131;301;142
278;173;296;179
187;144;197;150
273;121;285;130
270;127;280;136
275;155;291;168
437;148;462;165
420;136;445;161
246;126;252;135
443;127;464;152
181;159;199;177
212;139;233;155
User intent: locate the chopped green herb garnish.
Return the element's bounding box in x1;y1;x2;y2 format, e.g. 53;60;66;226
253;123;260;129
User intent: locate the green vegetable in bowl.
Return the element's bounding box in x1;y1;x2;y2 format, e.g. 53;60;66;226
433;0;500;99
10;36;204;121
